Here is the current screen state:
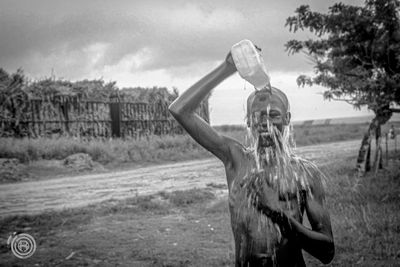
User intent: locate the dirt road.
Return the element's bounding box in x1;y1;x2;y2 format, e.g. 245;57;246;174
0;140;372;217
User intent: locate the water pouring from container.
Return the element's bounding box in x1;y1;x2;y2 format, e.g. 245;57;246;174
230;39;271;91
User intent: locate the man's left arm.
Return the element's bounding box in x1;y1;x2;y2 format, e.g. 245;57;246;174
282;189;334;264
255;178;335;264
277;181;334;264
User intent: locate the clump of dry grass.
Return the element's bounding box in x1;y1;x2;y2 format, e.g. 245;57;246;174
0;135;211;165
159;188;216;207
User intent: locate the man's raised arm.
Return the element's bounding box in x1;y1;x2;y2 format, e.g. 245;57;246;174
168;53;237;163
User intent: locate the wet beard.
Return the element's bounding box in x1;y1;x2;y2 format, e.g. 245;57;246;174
256;132;281;166
258;132;275;148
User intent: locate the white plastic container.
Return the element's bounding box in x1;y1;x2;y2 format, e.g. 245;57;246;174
231;39;271;90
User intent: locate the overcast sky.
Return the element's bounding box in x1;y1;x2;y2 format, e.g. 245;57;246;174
0;0;370;125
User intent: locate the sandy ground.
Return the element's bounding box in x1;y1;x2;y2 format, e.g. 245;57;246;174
0;139;386;217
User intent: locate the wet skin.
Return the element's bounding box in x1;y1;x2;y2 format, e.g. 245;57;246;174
169;53;334;266
228;154;307;266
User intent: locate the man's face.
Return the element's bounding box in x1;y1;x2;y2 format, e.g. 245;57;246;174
249;98;288;148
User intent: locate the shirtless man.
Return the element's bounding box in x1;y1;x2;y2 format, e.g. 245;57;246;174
169;51;334;266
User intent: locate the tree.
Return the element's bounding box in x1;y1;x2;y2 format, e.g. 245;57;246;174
285;0;400;174
0;68;30;137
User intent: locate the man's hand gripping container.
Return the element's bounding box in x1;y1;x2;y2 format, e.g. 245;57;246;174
231;39;271;90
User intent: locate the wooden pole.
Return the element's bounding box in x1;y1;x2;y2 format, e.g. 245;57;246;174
375;136;382;174
385;133;389;166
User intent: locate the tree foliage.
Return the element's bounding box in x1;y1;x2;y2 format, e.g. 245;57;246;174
0;68;179;103
285;0;400;121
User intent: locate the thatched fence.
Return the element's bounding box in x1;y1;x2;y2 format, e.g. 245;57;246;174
1;92;209;138
0;72;209;138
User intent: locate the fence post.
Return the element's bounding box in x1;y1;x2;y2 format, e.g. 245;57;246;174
63;97;70;134
30;99;35;138
109;93;121;138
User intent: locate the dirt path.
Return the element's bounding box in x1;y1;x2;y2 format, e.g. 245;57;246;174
0;140;371;217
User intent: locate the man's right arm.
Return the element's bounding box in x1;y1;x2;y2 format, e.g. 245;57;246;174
169;54;237;164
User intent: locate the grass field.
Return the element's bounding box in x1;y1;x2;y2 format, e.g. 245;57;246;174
0;151;399;266
2;121;399;183
216;122;399;147
2;122;398;165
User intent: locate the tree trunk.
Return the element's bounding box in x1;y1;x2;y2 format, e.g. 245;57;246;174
357;130;372;176
356;107;392;176
373;124;383;172
366;140;371;172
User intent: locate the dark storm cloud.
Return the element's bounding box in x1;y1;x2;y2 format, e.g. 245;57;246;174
0;1;146;67
0;0;362;79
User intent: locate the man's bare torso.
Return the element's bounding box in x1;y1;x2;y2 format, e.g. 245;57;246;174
226;146;307;266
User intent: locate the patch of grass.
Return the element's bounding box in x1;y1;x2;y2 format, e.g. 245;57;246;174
308;151;400;265
0;135;211;165
294;122;381;146
0;188;218;237
206;182;227;189
205;198;230;214
159;188;216;207
0;208;95;239
95;194;172;216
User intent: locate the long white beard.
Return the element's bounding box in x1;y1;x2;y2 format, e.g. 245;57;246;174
244;122;325;202
246;122;295;170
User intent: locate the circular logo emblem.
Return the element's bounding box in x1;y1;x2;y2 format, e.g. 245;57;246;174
8;233;36;259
